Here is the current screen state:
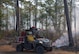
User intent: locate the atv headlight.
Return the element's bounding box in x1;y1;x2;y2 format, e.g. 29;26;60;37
39;41;43;44
43;39;49;42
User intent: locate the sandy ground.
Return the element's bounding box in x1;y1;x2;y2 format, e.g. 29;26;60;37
0;45;79;54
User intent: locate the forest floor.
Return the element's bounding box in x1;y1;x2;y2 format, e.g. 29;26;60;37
0;45;78;54
0;39;79;54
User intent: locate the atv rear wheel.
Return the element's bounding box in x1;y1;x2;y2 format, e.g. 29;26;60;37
36;46;44;54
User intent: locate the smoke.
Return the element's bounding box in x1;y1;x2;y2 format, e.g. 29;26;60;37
52;2;79;47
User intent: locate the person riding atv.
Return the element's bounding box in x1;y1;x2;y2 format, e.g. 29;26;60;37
29;27;40;38
16;27;52;54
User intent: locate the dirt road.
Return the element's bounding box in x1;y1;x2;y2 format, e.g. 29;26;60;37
0;45;78;54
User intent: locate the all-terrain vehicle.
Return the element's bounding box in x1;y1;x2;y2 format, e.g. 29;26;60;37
16;29;52;54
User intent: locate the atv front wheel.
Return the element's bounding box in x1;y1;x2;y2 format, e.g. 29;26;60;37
16;44;23;52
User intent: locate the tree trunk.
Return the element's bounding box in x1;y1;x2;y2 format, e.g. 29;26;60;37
64;0;74;47
29;2;31;27
6;5;8;31
13;9;16;30
0;0;2;31
63;16;66;32
16;0;20;36
54;0;58;33
46;15;48;30
35;0;38;28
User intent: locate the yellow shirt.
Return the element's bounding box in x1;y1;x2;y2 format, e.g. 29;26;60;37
27;35;34;42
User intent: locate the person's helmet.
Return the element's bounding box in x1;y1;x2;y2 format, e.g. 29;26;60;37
32;26;35;28
30;26;37;30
